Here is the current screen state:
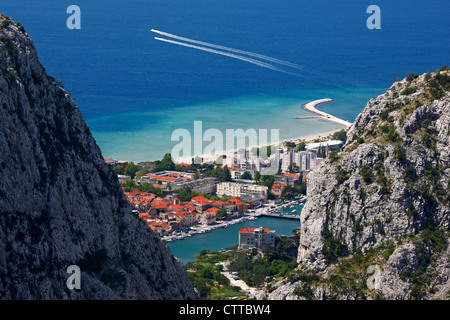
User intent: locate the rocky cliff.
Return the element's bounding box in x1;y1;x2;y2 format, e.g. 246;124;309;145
0;14;197;299
262;68;449;300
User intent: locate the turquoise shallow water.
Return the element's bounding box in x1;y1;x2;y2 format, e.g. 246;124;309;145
89;87;386;162
167;216;300;265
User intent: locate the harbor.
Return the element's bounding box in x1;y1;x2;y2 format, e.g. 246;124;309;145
167;215;301;264
249;197;304;220
162;197;303;244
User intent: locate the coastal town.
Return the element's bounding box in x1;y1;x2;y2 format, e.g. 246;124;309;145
105;102;348;244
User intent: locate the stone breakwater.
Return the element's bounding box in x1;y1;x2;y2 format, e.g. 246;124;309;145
299;98;352;128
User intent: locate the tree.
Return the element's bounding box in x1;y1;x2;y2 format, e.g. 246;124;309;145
135;170;146;179
124;161;138;179
260;175;274;189
332;130;347;143
253;171;261;183
206;166;232;182
112;165;124;176
297;141;306;151
156;153;175;171
285;141;296;149
240;171;252;180
216;208;227;220
178;187;195;202
223;165;232;182
288;163;299;173
260;145;272;158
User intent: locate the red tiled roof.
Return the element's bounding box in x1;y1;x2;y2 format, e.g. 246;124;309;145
239;227;269;234
128;189;142;196
191;196;213;204
146;174;179;182
282;173;300;178
152;204;168;209
204;207;219;215
169;204;185;210
227;198;244;206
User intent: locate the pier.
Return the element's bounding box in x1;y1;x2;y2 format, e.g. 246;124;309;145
298;98;352;128
296;116;323;119
253;212;300;220
249;198;304;220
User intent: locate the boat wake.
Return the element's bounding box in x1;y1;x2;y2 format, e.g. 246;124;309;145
151;29;305;77
151;29;304;70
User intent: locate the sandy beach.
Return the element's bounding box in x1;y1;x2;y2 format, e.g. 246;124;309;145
173;98;352;164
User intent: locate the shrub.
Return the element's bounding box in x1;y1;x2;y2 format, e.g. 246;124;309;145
387;128;398;142
329;150;338;163
406;203;418;218
332;130;347;143
404;165;415;181
112;165;124;175
394;146;406;161
401;86;418;95
380;109;390;120
0;19;11;29
322;227;348;263
335;167;349;184
421;118;432;128
360;165;373;184
406;72;418;82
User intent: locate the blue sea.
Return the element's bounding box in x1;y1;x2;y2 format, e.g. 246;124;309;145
2;1;449;162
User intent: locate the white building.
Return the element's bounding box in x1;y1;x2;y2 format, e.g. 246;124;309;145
216;182;268;201
239;227;276;250
281;149;317;173
174;177;219;194
305;139;344;150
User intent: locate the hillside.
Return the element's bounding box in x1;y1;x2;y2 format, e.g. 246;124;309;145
0;14;197;299
261;67;450;300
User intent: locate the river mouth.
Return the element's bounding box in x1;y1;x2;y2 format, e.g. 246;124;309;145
167;215;301;265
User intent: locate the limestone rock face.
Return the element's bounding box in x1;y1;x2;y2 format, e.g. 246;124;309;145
0;15;197;299
267;69;449;300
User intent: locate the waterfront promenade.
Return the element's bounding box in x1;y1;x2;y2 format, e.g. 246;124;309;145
253;212;299;220
299;98;352;128
162;199;303;242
